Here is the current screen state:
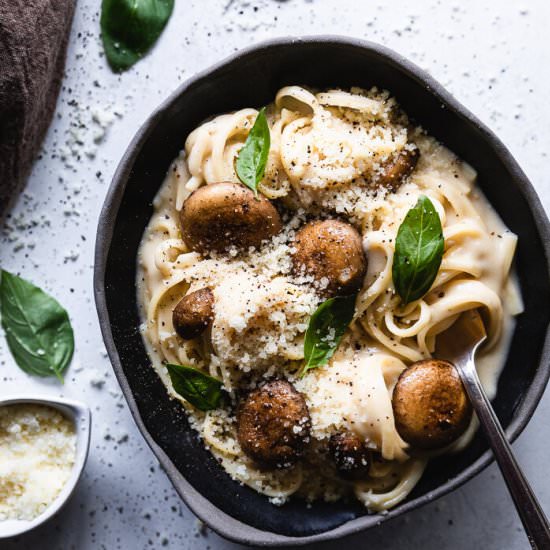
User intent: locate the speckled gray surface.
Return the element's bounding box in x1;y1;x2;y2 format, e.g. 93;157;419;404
1;1;549;549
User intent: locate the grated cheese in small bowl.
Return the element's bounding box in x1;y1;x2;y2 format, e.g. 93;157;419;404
0;403;77;524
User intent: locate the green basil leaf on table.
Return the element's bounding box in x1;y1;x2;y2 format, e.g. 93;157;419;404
101;0;174;73
235;107;271;197
0;270;74;382
392;195;445;305
166;363;223;411
302;294;357;377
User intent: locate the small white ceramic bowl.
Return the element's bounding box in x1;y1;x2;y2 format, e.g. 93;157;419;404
0;395;91;539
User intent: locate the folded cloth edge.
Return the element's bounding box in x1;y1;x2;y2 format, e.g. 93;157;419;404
0;0;77;220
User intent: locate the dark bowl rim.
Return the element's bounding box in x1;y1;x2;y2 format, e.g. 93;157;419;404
93;35;550;546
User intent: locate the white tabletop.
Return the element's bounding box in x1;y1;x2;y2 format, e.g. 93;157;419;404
2;1;549;548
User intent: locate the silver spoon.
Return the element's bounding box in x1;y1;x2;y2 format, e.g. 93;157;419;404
437;309;550;549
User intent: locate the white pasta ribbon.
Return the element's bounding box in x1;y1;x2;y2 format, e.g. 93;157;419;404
301;351;409;463
276;85;318;114
317;90;387;118
355;231;394;318
355;459;427;512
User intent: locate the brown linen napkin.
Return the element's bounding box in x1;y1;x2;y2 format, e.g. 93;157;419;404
0;0;76;218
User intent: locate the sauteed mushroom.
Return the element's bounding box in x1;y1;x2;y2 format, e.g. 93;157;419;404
292;219;367;297
237;380;311;469
329;432;370;480
172;288;214;340
179;182;282;253
392;359;472;449
376;146;420;191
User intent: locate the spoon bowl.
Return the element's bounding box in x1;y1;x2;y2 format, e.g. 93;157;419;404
437;309;487;359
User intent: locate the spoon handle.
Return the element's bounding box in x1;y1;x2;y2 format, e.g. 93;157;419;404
459;358;550;549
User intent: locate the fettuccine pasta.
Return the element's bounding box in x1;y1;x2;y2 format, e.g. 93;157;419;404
137;86;522;511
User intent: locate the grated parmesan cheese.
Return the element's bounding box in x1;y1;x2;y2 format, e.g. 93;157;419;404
0;404;76;521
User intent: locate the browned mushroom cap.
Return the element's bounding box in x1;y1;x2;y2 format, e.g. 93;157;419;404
179;182;282;253
292;219;367;297
237;380;311;469
392;359;472;449
172;288;214;340
376;146;419;191
329;432;370;480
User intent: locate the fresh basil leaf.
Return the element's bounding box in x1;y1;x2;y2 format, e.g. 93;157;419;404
392;195;444;304
166;363;223;411
0;270;74;382
235;107;271;197
101;0;174;73
302;294;356;376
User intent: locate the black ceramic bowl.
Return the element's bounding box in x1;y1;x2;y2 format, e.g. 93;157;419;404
94;36;550;546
